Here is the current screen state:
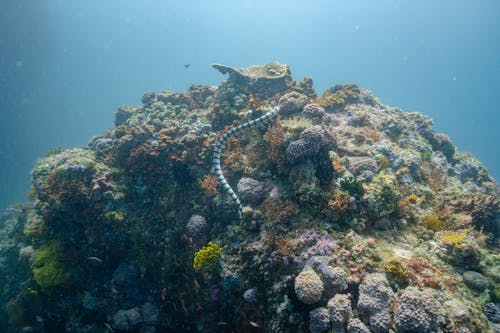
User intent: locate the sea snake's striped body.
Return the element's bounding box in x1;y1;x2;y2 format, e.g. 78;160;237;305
212;106;280;216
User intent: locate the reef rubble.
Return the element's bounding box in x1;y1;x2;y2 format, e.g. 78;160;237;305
0;62;499;333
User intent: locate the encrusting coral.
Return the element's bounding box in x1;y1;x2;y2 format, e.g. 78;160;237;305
0;62;498;333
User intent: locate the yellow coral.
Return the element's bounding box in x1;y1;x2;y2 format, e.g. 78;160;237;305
441;230;468;248
281;116;312;135
378;156;389;171
421;214;443;232
382;257;409;284
193;242;222;272
407;194;418;203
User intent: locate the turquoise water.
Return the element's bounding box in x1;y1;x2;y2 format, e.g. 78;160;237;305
1;0;499;210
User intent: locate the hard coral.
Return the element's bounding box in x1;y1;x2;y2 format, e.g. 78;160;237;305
186;214;208;247
316;83;377;112
278;91;310;115
309;307;330;333
421;214;443;232
286;125;329;163
294;268;324;304
394;287;441;333
193;241;222;273
328;294;352;332
357;273;393;332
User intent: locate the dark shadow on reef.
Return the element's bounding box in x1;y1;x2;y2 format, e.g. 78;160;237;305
0;62;499;333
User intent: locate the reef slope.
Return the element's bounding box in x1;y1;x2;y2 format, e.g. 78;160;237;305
0;62;499;333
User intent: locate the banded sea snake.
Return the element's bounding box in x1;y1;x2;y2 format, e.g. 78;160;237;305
212;106;281;217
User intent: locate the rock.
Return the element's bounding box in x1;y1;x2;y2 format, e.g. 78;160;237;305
141;92;156;106
141;302;159;326
18;245;34;261
112;263;139;290
186;214;208;246
445;299;470;321
237;177;267;205
463;271;488;292
394;287;440;333
484;302;500;324
347;318;370;333
82;294;98;311
382;119;403;139
430;133;455;161
309;307;331;333
373;217;391;230
294;268;324;304
115;105;140;126
485;303;500;323
112;307;142;331
344;156;377;177
328;294;352;333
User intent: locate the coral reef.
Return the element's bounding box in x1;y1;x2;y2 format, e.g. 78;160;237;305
394;287;441;332
0;62;498;333
294;268;324;304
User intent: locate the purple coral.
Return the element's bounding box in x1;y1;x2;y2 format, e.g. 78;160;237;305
306;235;337;258
303;103;327;124
328;294;352;332
347;318;371;333
278;91;310;115
186;214;208;246
237;177;267;205
357;273;393;333
286;126;329;163
309;307;331;333
394;287;441;333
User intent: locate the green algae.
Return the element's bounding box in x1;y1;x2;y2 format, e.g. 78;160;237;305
32;241;69;290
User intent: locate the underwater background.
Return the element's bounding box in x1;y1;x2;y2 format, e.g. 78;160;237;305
1;0;499;211
1;1;500;333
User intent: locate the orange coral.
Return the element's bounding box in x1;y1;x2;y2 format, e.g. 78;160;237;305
332;159;345;175
327;191;350;215
199;175;218;196
263;124;287;173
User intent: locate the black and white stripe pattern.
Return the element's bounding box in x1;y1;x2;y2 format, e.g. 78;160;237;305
212;106;280;217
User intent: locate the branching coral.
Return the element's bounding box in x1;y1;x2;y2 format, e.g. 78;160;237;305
193;242;222;273
421;214;444;232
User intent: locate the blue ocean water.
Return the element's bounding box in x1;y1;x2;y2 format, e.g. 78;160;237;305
1;0;499;211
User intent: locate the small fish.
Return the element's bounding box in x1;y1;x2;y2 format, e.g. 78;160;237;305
161;287;167;301
193;279;201;290
26;287;38;295
217;322;229;326
248;321;261;328
87;256;103;263
184;63;190;68
104;322;114;332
